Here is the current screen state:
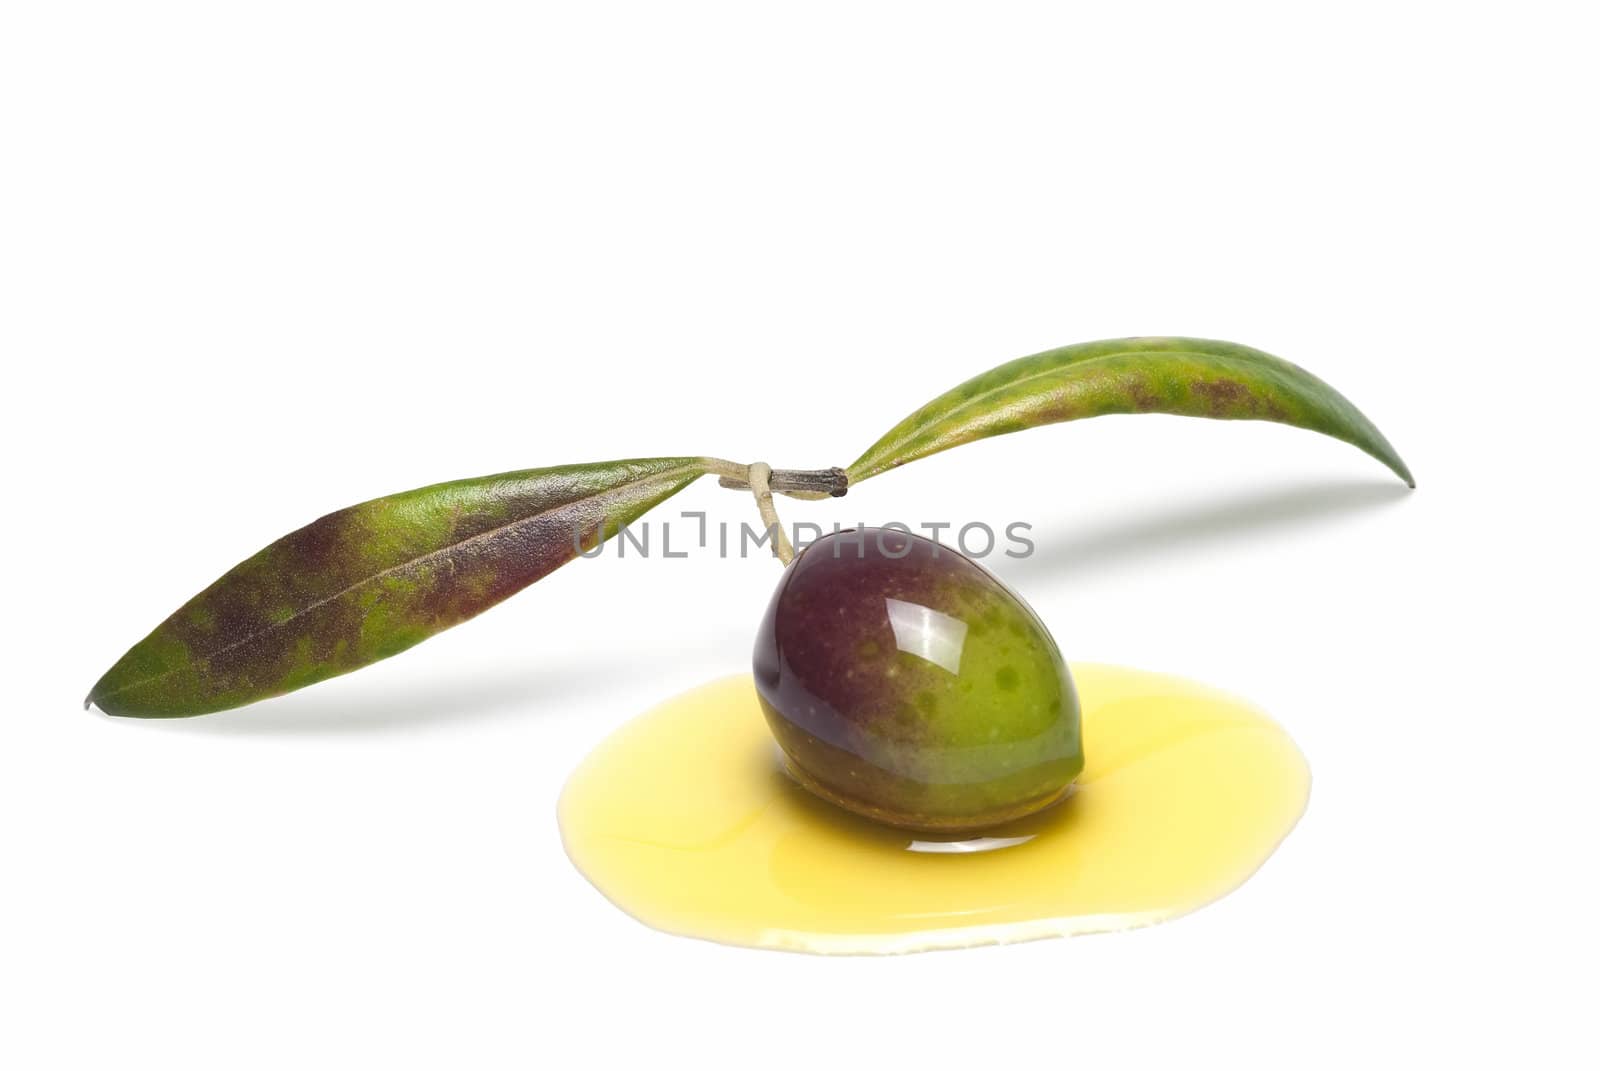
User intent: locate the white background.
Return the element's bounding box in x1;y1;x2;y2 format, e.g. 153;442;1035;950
3;2;1596;1067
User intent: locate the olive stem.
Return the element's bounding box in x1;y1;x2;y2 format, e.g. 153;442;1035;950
702;458;848;500
745;463;796;565
718;467;849;499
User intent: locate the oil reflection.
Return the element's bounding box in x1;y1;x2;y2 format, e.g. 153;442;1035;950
905;834;1037;854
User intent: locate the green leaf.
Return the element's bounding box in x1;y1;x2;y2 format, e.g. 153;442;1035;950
87;457;708;718
846;337;1413;487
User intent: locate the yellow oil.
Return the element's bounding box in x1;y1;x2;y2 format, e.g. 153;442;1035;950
559;664;1310;954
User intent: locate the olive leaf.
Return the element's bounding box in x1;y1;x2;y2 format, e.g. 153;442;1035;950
845;337;1413;487
87;457;709;718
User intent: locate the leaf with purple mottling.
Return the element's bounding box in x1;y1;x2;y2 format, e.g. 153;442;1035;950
88;457;709;717
846;337;1413;487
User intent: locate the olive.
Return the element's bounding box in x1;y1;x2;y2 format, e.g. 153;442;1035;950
752;528;1082;833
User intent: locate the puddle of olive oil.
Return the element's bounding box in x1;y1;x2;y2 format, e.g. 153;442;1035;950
559;664;1310;955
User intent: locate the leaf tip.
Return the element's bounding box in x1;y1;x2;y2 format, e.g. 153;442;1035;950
84;667;121;716
1382;450;1416;489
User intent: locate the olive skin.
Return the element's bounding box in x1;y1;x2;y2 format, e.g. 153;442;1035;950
753;528;1082;833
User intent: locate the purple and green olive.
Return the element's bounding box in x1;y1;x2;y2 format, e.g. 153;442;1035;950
753;528;1082;833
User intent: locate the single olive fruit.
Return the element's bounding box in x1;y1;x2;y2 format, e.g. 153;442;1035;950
752;527;1083;833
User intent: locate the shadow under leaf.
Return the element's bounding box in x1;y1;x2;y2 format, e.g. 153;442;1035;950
128;658;614;737
1001;479;1411;584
